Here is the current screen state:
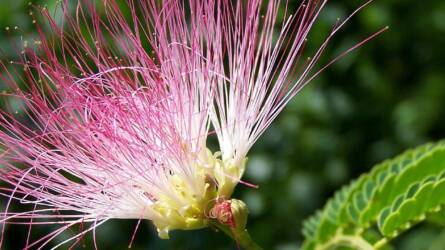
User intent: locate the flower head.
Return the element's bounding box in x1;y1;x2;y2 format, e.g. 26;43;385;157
0;0;385;248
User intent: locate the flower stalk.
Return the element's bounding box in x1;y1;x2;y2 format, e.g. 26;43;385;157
209;199;262;250
212;222;262;250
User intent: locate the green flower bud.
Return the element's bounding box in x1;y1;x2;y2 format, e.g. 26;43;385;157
230;199;248;233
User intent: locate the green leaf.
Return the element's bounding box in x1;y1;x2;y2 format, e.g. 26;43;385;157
302;140;445;250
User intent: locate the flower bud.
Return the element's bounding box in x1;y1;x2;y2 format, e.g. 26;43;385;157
210;198;248;233
230;199;248;233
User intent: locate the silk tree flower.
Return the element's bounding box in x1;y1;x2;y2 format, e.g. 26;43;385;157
0;0;385;249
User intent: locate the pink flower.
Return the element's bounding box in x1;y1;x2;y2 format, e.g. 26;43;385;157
0;0;385;248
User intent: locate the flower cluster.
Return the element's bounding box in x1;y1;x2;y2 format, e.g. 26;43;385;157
0;0;383;248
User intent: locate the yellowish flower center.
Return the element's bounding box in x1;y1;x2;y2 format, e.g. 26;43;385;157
150;148;247;238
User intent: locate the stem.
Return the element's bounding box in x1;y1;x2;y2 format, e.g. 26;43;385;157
211;222;263;250
316;235;375;250
373;238;388;249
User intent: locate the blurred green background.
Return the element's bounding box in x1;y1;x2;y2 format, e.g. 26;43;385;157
1;0;445;249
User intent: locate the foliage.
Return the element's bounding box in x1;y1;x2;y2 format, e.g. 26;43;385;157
303;140;445;249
